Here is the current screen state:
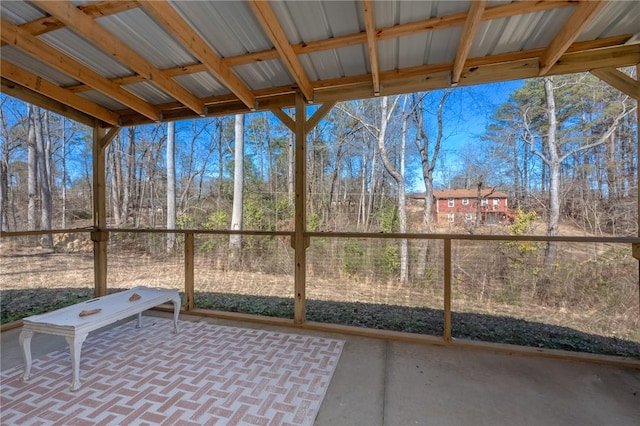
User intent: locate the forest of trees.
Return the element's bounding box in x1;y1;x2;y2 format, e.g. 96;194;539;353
1;71;638;243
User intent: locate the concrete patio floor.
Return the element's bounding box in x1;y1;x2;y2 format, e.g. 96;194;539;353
2;311;639;426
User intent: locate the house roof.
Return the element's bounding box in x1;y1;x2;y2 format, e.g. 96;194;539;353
1;1;639;127
433;189;509;199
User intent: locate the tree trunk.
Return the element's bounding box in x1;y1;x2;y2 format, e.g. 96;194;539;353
229;114;244;267
34;107;52;247
376;96;408;284
166;121;176;252
542;77;561;298
27;106;38;231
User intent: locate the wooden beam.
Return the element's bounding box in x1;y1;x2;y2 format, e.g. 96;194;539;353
590;67;640;100
33;0;205;117
461;44;640;86
0;1;138;47
270;108;295;132
139;1;256;110
1;77;97;127
69;33;631;95
98;125;121;151
109;43;640;126
1;61;119;125
362;0;381;96
451;0;486;85
248;0;314;102
377;0;572;40
0;17;160;121
306;102;336;131
293;92;307;324
184;232;195;311
539;1;608;75
92;124;116;297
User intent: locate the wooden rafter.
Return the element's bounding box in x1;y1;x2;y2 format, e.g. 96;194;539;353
139;0;256;110
248;0;314;102
451;0;486;85
591;67;640;100
362;0;381;96
65;34;633;95
539;1;608;75
1;77;97;127
1;60;119;125
33;0;205;117
115;42;640;126
376;0;572;40
0;17;159;121
0;1;138;47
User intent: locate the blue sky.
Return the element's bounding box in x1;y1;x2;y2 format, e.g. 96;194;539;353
406;79;524;192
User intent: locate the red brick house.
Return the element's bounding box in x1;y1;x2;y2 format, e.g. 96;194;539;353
430;188;512;226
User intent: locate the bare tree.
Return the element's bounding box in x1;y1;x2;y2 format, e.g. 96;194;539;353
27;106;37;231
413;90;452;276
229;114;244;266
166;121;176;251
522;76;635;277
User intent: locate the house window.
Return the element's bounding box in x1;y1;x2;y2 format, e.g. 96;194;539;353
465;213;473;220
448;199;455;207
447;213;455;222
462;198;469;205
493;199;499;206
481;198;488;206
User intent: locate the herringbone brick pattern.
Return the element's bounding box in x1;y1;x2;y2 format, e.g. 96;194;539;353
1;319;344;425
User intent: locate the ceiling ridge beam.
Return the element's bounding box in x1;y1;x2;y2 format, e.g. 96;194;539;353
33;0;205;117
451;0;486;85
0;1;138;47
248;0;314;102
0;17;159;121
362;0;381;96
139;0;256;110
1;60;120;125
539;0;608;75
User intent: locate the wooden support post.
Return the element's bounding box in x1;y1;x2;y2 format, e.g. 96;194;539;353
92;125;120;297
185;232;195;311
444;238;452;342
293;92;307;324
92;124;107;297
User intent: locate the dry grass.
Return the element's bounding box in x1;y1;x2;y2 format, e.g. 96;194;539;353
1;244;639;359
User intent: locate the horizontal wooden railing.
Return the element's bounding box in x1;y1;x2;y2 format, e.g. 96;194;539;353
2;227;639;367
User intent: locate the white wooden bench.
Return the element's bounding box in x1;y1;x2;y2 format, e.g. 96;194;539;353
19;286;181;391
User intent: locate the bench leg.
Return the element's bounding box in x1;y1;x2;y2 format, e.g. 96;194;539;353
171;295;181;334
19;330;34;382
66;333;88;392
137;312;142;328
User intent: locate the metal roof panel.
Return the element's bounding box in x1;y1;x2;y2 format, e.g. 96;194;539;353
123;81;175;105
78;90;127;111
1;46;80;87
39;28;132;79
174;72;230;98
169;0;271;57
0;0;44;24
95;8;198;69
